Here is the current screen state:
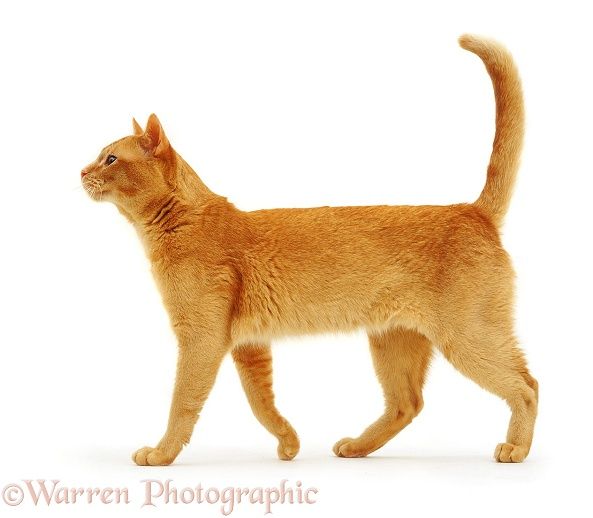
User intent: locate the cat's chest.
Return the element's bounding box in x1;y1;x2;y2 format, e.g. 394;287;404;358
150;262;192;317
135;225;192;268
150;257;191;295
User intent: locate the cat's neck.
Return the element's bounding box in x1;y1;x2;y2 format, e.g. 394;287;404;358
173;153;216;206
119;154;219;227
127;155;230;257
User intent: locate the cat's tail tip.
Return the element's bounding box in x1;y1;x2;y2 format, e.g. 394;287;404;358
458;33;485;51
458;33;500;54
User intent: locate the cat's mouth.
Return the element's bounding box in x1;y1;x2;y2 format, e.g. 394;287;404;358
82;176;105;201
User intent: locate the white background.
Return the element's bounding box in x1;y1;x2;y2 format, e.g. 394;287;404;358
1;1;592;517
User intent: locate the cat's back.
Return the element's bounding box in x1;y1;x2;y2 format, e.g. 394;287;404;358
243;203;500;257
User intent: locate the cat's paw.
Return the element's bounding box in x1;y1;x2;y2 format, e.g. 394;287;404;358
332;437;369;458
494;443;528;463
132;446;173;466
277;429;300;461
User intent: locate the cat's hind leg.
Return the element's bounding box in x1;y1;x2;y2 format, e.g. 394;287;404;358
232;343;300;460
437;330;538;463
333;327;432;458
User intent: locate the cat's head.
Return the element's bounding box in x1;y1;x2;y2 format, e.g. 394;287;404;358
81;114;176;216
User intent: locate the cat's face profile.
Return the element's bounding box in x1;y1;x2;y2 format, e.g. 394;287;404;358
81;114;174;217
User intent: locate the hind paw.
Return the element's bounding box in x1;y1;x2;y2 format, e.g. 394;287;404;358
494;443;529;463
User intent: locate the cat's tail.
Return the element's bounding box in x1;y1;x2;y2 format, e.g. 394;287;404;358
459;34;524;228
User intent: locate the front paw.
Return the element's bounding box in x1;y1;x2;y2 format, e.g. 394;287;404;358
332;437;370;458
277;429;300;461
132;446;173;466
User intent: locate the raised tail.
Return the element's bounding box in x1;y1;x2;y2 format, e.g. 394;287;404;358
459;34;524;228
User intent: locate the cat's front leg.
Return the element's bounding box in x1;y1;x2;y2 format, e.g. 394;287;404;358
232;343;300;460
133;329;229;466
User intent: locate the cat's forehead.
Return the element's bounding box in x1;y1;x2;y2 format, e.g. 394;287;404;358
99;135;142;161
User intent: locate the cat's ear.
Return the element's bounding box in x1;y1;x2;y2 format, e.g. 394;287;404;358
132;117;144;136
141;113;170;157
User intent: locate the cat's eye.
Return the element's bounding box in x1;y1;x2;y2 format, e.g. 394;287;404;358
105;154;117;166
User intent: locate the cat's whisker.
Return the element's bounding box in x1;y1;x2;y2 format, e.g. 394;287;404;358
86;184;96;199
81;178;104;201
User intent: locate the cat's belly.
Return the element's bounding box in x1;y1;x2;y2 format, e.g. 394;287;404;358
230;281;431;345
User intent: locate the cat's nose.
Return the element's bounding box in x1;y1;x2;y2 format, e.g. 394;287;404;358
81;169;89;178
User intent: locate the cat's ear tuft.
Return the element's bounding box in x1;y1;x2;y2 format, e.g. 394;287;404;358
141;113;170;157
132;117;144;136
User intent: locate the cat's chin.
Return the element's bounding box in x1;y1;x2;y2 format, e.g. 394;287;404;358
86;188;112;203
87;192;104;202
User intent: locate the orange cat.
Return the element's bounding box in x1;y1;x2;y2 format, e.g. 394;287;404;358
82;34;537;465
